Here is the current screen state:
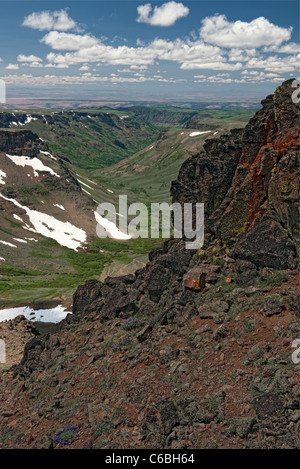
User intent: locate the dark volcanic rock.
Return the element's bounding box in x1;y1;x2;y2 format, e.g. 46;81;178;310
0;130;47;156
72;279;104;316
231;214;297;269
172;79;299;270
143;264;171;303
171;129;242;228
254;393;284;419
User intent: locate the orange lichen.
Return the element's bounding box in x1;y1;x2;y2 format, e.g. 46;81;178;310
245;126;299;230
246;148;274;229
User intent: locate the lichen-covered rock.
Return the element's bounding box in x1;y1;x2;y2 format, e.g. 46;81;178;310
172;79;299;270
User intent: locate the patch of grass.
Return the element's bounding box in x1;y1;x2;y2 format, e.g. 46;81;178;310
242;318;256;333
0;264;42;277
254;270;288;288
95;417;112;437
204;395;220;413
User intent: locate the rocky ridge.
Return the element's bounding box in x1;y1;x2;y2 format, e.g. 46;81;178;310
0;79;299;449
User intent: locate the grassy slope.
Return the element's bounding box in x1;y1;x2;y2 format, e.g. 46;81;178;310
96;110;254;204
0;235;162;308
26;110;160;171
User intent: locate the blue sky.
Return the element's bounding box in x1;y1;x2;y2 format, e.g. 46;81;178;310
0;1;299;102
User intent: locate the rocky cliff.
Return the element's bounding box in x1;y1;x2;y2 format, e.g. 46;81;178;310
0;80;299;449
0;129;47;157
171;79;299;270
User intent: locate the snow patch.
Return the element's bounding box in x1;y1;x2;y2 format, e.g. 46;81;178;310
0;305;71;323
78;179;93;190
189;131;211;137
53;204;65;211
86;178;97;186
6;154;60;178
13;214;23;222
10;114;37;126
0;194;87;251
0;169;6;185
13;238;27;244
0;240;17;248
82;188;91;196
94;211;131;240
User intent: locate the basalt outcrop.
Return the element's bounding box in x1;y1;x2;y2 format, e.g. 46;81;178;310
171;79;299;270
0;129;47;157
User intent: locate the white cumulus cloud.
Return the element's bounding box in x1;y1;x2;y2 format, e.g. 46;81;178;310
200;14;292;48
137;1;189;26
17;54;43;63
22;9;78;32
5;64;19;70
41;31;100;50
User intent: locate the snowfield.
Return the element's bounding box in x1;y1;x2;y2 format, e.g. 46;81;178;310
6;154;60;178
0;305;71;323
13;214;23;222
0;193;87;251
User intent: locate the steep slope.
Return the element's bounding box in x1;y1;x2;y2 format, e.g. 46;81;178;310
0;128;97;244
0;80;299;449
0;129;104;306
0;110;159;171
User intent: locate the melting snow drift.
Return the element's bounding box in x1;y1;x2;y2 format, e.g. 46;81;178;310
189;131;212;137
0;169;6;185
0;194;87;251
95;211;131;240
6;154;60;178
0;305;71;323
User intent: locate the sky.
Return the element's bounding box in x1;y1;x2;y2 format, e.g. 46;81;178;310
0;0;299;103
